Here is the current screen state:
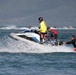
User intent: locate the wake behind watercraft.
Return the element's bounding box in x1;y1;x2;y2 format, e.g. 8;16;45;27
10;30;76;52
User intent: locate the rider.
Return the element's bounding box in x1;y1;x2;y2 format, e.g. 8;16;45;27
64;35;76;48
46;27;58;42
38;17;47;43
51;28;58;41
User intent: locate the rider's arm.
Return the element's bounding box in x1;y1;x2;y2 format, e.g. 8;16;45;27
66;41;72;44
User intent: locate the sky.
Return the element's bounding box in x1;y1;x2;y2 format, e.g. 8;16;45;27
0;0;76;27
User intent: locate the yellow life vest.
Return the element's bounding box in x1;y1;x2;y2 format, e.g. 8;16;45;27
38;21;47;33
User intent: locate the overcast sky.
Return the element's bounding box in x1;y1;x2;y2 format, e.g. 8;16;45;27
0;0;76;27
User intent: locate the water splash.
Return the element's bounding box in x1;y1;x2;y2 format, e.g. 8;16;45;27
0;36;75;53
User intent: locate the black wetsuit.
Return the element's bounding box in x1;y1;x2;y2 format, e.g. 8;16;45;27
66;39;76;48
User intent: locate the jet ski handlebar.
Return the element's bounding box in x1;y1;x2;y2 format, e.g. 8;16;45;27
31;29;39;34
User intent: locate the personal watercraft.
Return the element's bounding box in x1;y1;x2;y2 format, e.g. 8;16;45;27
10;30;76;52
10;30;40;44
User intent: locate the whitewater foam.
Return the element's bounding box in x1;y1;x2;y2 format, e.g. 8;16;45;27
0;36;75;53
0;26;76;30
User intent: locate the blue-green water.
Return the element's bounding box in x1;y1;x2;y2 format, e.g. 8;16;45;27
0;53;76;75
0;29;76;75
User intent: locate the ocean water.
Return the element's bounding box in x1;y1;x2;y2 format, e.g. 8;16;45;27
0;27;76;75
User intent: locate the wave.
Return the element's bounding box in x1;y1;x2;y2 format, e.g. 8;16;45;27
0;36;75;53
0;26;28;30
0;25;76;30
56;27;76;30
0;25;38;30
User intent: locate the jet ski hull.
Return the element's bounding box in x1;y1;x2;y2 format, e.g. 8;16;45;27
10;33;40;44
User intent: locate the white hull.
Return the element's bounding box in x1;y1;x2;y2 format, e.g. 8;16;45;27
10;33;40;44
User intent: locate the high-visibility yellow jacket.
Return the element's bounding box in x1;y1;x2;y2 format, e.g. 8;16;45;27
38;21;47;33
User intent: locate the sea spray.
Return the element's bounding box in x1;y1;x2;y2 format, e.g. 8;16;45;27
0;36;74;53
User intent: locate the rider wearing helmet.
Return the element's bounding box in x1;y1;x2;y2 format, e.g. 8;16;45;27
38;17;47;43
